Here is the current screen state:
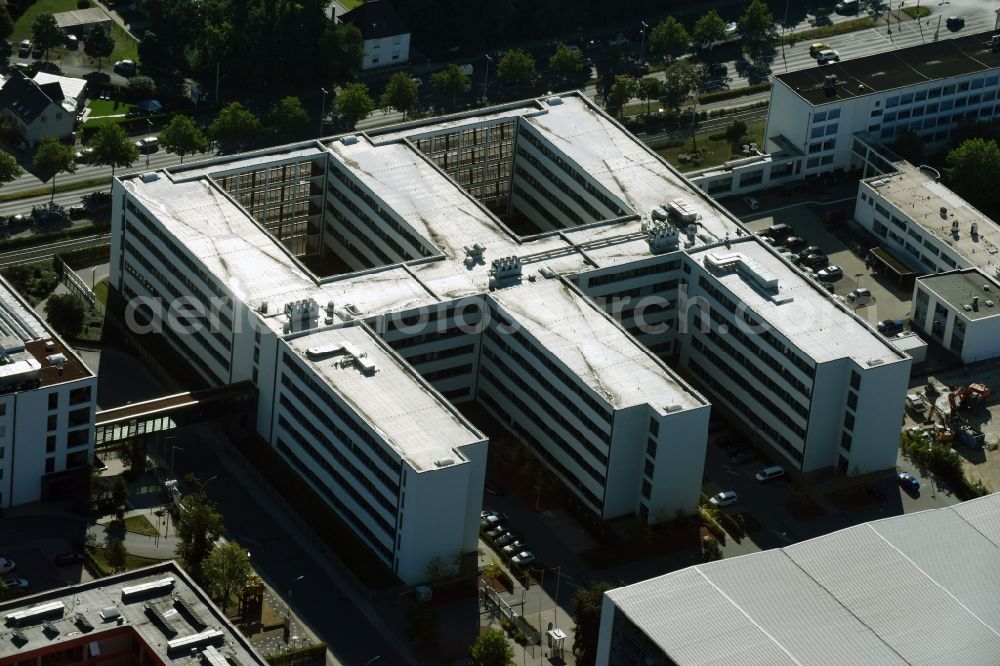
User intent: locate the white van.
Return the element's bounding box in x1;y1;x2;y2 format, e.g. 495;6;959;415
847;287;872;306
755;465;786;483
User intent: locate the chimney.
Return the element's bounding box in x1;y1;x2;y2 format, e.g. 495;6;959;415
973;296;979;311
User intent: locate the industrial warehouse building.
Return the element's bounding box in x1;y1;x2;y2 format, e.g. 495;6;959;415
596;493;1000;666
110;92;910;584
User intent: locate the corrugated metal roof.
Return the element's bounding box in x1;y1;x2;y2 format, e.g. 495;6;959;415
605;494;1000;665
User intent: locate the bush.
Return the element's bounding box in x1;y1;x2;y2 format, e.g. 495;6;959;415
77;0;92;6
900;432;991;501
698;83;772;105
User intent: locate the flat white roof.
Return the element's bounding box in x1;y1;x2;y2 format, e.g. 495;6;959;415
866;161;1000;279
488;278;704;412
606;493;1000;666
284;325;483;471
32;72;86;102
689;237;906;366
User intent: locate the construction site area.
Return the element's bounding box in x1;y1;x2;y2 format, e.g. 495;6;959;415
904;364;1000;494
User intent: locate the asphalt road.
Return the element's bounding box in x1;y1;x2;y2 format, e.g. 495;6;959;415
0;232;110;267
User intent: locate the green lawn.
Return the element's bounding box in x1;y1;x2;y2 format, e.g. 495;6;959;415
88;546;166;575
655;120;765;172
123;514;159;537
87;98;135;116
339;0;364;9
94;278;108;306
902;6;931;19
11;0;80;41
110;22;139;63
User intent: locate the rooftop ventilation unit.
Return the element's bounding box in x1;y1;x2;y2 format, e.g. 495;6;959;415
434;457;455;468
144;603;178;637
42;621;58;637
952;219;960;234
667;199;697;225
464;243;486;267
642;220;679;254
46;353;67;366
867;358;885;367
140;172;159;183
259;301;269;314
174;597;207;630
122;577;175;601
664;404;683;413
166;629;225;655
5;601;65;626
341;135;359;145
972;222;979;236
201;646;233;666
10;628;26;645
489;256;522;289
547;96;563;106
650;206;669;222
823;75;837;92
99;607;120;622
284;299;319;332
75;613;94;632
44;340;54;352
987;300;995;307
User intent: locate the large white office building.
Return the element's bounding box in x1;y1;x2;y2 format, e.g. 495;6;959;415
111;93;910;582
690;31;1000;196
0;276;96;509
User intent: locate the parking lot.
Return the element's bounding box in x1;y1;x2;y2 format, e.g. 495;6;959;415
729;191;913;327
0;507;92;599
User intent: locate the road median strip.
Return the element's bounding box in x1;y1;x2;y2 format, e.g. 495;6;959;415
0;177;113;203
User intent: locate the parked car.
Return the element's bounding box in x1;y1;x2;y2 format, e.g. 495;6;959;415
75;147;94;163
66;34;79;50
835;0;859;14
817;265;843;281
18;39;30;57
0;39;11;55
3;577;29;590
730;449;754;464
878;319;904;335
709;490;738;507
134;136;159;153
765;224;793;241
785;236;806;250
494;532;520;547
68;205;88;220
817;49;840;64
848;287;872;306
0;557;14;574
480;511;508;528
411;76;423;87
502;539;529;554
897;471;920;492
809;42;831;57
905;393;927;417
755;465;785;483
54;552;84;566
946;16;965;30
32;208;65;223
800;254;829;269
114;59;137;76
486;525;508;539
31;45;43;59
743;196;760;211
8;214;27;226
708;62;728;77
802;246;823;258
511;551;536;566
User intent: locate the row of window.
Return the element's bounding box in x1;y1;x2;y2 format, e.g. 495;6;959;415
511;184;564;230
586;260;680;289
282;352;400;470
514;165;587;226
886;76;1000;110
326;191;423;263
276;438;393;561
517;147;604;222
279;374;400;495
477;379;604;510
488;306;614;424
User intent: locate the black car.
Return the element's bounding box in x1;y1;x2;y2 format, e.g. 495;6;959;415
799;254;829;269
946;16;964;31
878;319;904;335
54;552;84;566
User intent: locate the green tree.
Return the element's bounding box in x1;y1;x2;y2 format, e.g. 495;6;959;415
318;21;363;81
573;581;612;665
738;0;777;43
44;293;86;338
335;83;375;128
636;77;663;116
175;483;224;581
0;151;21;187
159;114;208;163
649;16;689;58
380;72;419;118
209;102;262;152
269;96;310;138
0;3;13;40
662;59;700;110
106;536;128;573
431;64;471;107
497;49;536;86
470;628;514;666
606;74;637;117
693;9;728;48
128;75;156;98
33;137;76;202
84;24;115;70
945;137;1000;217
724;119;748;144
138;31;170;74
202;541;251;613
111;475;129;508
31;13;63;60
549;42;583;79
892;126;925;164
88;124;139;177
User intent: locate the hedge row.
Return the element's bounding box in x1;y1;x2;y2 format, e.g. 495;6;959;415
698;83;772;105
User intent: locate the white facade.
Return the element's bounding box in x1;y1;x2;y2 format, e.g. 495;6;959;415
360;33;410;70
691;32;1000;197
0;278;96;509
911;269;1000;364
111;92;910;578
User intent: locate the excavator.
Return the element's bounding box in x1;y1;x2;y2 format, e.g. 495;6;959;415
948;383;992;414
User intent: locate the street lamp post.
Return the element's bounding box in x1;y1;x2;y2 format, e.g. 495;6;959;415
553;565;562;628
288;575;305;607
855;272;864;290
483;53;493;103
364;657;381;666
639;21;648;62
90;267;97;290
169;445;184;474
319;88;328;137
